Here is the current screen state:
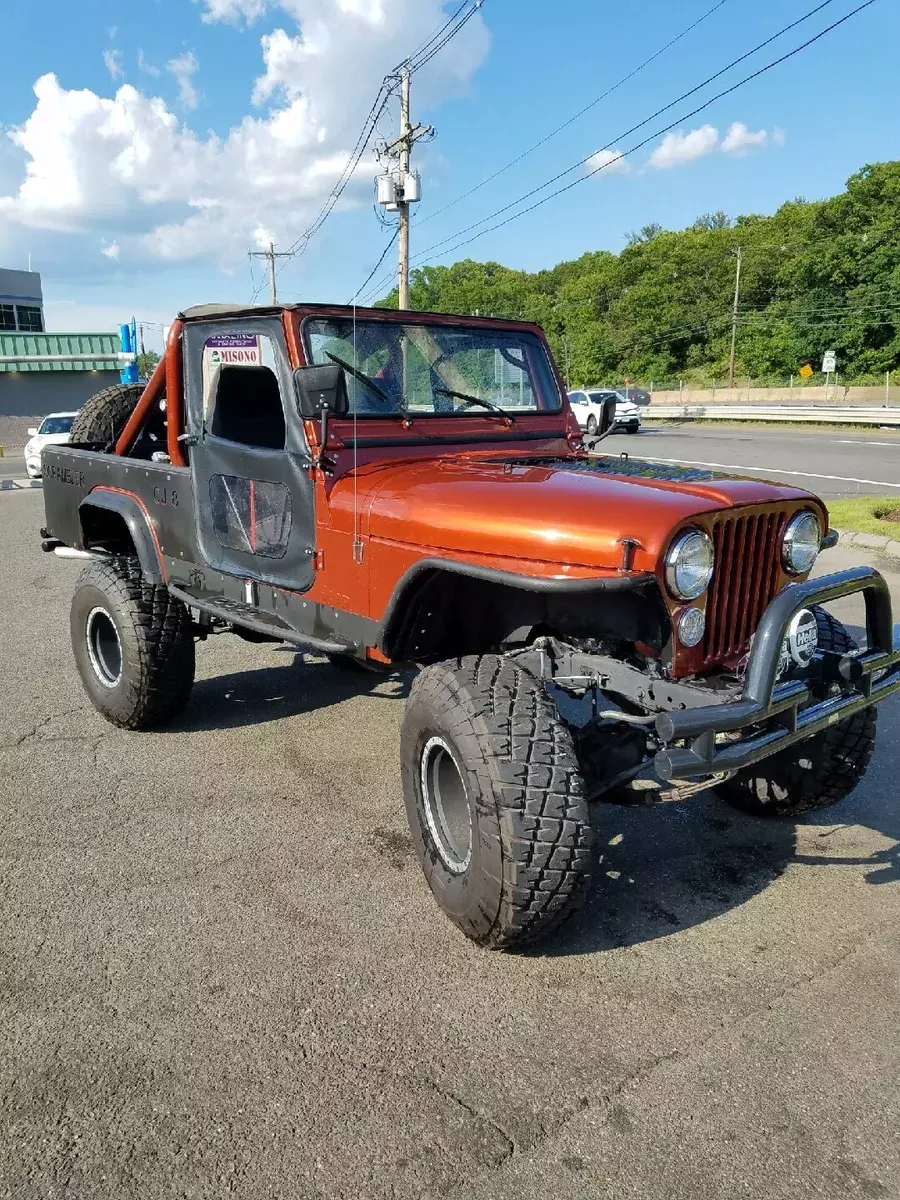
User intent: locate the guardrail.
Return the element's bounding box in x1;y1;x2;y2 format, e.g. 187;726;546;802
645;405;900;427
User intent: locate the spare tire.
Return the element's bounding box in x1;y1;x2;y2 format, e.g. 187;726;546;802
69;383;145;449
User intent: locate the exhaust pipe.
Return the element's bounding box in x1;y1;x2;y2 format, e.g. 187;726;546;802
53;547;100;560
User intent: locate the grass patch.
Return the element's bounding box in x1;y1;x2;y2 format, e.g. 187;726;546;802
826;496;900;537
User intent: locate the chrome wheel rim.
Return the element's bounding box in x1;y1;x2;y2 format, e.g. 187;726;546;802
420;736;472;874
85;606;123;688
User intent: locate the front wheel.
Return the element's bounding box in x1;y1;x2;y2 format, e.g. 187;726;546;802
626;424;640;434
718;609;876;817
401;654;592;949
71;557;195;729
586;415;598;435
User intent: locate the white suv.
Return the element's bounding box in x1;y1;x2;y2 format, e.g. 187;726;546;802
23;412;78;479
568;389;643;435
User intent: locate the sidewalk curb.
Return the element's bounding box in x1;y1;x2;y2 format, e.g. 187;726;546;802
835;529;900;560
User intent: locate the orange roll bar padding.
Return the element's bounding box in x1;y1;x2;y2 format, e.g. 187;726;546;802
112;319;186;467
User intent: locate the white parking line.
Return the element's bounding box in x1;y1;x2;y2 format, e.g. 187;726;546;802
638;455;900;490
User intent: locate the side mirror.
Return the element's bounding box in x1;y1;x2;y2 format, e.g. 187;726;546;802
28;427;38;437
598;396;617;435
294;364;349;419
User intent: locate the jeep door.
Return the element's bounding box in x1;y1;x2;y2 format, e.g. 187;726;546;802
183;316;316;592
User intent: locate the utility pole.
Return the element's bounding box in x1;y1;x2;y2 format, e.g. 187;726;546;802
248;241;293;304
375;68;433;310
398;70;412;310
728;245;742;389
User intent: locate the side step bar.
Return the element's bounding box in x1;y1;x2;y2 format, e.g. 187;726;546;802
167;584;353;656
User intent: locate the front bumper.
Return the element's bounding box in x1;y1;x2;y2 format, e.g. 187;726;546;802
654;567;900;781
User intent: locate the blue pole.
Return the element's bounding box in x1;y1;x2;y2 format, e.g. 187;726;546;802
119;320;138;384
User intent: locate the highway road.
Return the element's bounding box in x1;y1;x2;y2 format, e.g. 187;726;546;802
2;486;899;1200
4;422;900;499
622;420;900;499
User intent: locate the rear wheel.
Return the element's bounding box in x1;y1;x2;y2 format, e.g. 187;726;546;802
718;609;876;817
71;557;195;729
69;383;144;448
401;654;592;949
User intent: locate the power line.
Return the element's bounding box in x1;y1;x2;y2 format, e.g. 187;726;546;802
406;1;485;74
275;1;486;283
350;229;401;304
416;0;732;230
361;0;862;302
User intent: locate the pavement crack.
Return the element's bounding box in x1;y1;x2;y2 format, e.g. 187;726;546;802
8;704;89;749
420;1075;517;1164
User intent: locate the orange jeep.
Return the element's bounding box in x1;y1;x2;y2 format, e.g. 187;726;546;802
39;304;900;948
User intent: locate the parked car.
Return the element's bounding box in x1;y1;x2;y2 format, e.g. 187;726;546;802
568;389;642;434
39;303;900;951
23;412;78;479
621;386;652;406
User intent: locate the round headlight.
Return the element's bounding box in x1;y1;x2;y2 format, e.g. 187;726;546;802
676;606;706;648
665;529;714;600
782;511;821;576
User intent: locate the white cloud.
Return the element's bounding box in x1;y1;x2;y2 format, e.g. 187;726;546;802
102;49;124;81
0;1;489;271
773;127;787;147
649;124;719;170
199;0;268;23
167;50;199;110
721;122;767;157
101;241;120;259
585;148;630;177
138;49;161;78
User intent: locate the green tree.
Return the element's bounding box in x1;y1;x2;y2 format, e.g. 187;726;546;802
369;162;900;386
137;350;160;379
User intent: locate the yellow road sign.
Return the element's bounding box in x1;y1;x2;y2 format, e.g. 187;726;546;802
799;364;814;379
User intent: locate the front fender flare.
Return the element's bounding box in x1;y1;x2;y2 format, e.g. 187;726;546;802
79;490;165;584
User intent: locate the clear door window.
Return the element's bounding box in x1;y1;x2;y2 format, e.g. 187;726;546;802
209;474;292;559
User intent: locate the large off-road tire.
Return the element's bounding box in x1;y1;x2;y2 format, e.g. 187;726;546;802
71;557;195;730
718;608;876;817
69;383;144;448
401;654;592;950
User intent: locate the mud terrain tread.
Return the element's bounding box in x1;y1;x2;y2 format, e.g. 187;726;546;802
719;607;876;817
69;383;144;448
404;653;592;949
73;556;195;729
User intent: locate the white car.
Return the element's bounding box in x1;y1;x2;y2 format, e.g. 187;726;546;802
568;389;643;435
23;412;79;479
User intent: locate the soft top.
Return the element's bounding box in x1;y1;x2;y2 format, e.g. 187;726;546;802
177;302;543;330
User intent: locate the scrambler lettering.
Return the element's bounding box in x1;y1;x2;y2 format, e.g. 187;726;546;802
44;464;85;487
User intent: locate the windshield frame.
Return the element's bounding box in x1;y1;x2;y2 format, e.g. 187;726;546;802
300;314;564;420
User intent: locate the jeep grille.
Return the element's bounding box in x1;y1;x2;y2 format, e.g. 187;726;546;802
703;509;791;666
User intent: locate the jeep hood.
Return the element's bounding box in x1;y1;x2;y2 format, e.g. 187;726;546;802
332;453;816;574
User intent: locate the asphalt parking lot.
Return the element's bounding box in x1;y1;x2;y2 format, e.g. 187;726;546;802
2;487;900;1200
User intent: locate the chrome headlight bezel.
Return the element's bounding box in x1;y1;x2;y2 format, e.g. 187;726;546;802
664;529;715;601
782;510;822;576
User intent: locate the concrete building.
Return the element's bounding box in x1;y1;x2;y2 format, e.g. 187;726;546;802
0;331;122;418
0;267;45;333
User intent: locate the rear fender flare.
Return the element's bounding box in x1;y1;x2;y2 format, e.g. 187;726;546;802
79;490;165;584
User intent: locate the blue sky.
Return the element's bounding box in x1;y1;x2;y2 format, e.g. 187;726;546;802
0;0;896;347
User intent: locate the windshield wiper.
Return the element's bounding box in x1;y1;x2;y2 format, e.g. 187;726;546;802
434;388;515;423
326;352;391;406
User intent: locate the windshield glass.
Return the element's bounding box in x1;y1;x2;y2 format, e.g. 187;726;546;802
38;416;74;435
304;319;562;417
